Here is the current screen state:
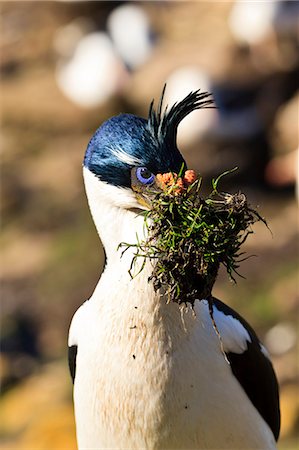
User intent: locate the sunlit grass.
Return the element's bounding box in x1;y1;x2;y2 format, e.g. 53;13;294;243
121;169;268;305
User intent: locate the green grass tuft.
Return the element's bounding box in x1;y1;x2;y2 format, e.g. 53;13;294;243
121;170;268;305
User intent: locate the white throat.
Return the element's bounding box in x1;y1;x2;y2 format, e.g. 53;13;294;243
83;166;162;320
83;167;148;267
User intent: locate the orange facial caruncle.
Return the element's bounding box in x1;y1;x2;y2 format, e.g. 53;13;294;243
156;169;197;194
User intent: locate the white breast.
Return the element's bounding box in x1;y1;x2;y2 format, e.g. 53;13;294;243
70;267;276;450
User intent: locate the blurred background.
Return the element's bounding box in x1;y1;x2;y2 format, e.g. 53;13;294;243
1;1;298;449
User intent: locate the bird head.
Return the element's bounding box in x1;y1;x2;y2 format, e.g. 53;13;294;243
83;88;213;211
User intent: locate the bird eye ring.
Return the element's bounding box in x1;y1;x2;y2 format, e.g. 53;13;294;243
136;167;155;185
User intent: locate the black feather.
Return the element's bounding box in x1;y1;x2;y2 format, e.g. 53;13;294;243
148;86;214;150
68;345;77;384
213;298;280;440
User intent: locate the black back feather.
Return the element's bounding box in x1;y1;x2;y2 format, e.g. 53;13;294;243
147;86;214;150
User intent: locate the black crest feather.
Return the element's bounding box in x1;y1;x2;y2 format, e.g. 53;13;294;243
148;85;214;149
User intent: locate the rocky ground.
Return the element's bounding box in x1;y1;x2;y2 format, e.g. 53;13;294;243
1;2;298;449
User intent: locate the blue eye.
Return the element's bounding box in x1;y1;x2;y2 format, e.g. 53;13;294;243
136;167;155;185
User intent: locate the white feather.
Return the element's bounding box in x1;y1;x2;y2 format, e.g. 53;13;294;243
208;301;251;354
110;147;143;167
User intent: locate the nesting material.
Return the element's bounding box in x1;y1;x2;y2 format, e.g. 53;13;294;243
123;169;267;305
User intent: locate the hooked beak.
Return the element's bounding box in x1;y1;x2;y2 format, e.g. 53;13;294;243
131;176;162;209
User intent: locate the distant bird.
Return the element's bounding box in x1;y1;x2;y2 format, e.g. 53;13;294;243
55;31;126;108
68;90;280;449
107;3;155;70
228;0;278;46
54;4;155;108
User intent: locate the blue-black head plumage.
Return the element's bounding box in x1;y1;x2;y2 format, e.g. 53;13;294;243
84;88;213;187
84;114;149;187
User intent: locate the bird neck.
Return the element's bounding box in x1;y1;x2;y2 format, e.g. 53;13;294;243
96;204;146;267
83;169;201;339
82;169;210;361
83;168;148;268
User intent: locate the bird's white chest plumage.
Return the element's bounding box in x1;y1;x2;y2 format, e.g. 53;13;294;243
70;268;276;450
